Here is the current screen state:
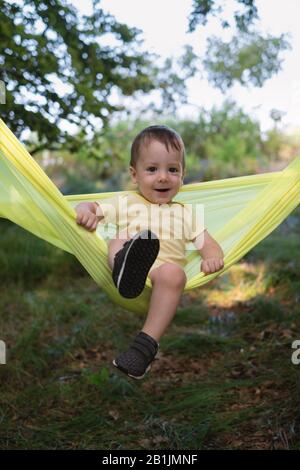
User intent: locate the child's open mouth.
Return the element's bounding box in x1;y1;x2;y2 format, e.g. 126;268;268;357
155;189;170;192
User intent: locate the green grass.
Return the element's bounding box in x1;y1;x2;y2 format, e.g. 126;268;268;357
1;206;300;449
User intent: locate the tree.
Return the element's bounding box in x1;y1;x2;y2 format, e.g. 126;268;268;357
188;0;291;91
0;0;188;152
188;0;259;32
203;32;290;91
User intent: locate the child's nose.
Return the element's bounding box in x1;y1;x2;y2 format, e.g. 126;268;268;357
158;172;168;181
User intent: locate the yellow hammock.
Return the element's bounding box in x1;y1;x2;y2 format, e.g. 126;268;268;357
1;118;300;315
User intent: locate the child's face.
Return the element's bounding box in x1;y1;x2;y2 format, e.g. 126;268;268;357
129;139;184;204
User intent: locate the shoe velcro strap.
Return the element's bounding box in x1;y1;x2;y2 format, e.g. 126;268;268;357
136;333;158;352
131;336;157;360
131;344;153;361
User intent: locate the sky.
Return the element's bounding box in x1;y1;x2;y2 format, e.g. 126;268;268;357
72;0;300;132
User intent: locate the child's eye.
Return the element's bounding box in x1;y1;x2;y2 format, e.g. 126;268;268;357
146;167;179;173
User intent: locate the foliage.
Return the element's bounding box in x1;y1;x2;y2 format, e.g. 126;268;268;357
189;0;259;32
188;0;291;91
162;101;264;179
35;100;300;194
203;32;291;91
0;0;190;152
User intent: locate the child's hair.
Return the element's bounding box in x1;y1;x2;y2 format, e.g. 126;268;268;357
130;125;185;172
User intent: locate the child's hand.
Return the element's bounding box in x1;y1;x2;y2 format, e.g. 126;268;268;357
75;202;100;232
201;257;224;275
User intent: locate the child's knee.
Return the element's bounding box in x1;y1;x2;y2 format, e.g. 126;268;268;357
155;263;186;288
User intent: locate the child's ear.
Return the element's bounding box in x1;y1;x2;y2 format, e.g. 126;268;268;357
129;166;137;184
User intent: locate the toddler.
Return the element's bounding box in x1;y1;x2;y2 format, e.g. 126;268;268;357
75;125;224;379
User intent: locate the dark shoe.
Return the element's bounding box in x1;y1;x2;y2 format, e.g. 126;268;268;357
112;331;159;380
112;229;160;299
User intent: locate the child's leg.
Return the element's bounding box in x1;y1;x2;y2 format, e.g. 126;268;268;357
112;261;186;379
141;263;187;343
107;230;130;270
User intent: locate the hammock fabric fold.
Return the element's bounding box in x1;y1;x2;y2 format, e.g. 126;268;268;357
1;118;300;315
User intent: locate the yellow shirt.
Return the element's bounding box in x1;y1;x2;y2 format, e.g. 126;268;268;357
96;192;205;270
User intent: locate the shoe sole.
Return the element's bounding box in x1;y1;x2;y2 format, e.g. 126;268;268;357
114;230;160;299
112;359;151;380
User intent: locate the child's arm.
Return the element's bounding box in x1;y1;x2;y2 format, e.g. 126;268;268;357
193;230;224;275
75;201;104;232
